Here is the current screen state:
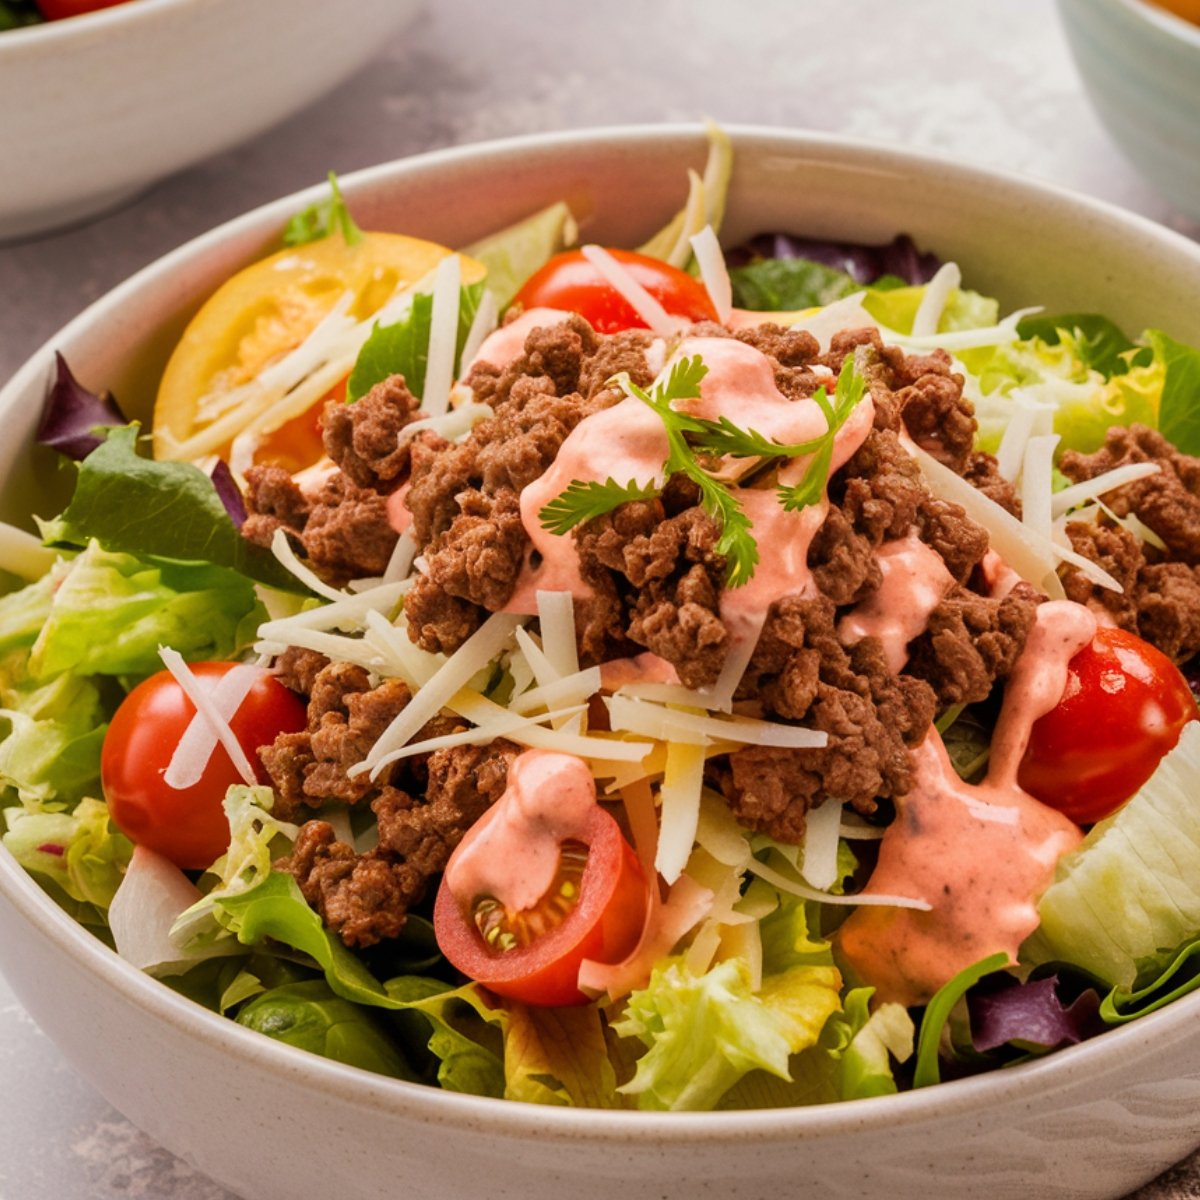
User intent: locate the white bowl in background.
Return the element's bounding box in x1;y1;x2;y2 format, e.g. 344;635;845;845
2;126;1200;1200
0;0;419;241
1057;0;1200;222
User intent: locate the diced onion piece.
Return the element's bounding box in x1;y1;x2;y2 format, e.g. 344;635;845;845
910;262;962;337
270;528;346;603
359;612;524;775
580;244;684;338
1050;462;1162;518
800;797;845;891
689;225;732;323
607;694;826;749
158;647;257;786
656;739;708;884
164;662;261;789
745;855;932;911
421;254;462;418
1020;433;1060;544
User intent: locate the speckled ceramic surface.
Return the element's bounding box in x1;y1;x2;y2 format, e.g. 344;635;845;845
1058;0;1200;221
0;0;418;240
2;125;1200;1200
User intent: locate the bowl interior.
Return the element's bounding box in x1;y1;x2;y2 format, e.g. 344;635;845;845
4;124;1200;1200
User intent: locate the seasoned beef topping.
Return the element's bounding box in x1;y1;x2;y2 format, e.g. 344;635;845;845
321;373;421;490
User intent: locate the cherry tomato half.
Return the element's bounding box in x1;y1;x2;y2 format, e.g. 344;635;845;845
101;662;307;870
35;0;129;18
1018;627;1197;824
433;805;647;1007
512;248;719;334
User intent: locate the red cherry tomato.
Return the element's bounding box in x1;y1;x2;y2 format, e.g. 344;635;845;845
101;663;307;870
512;248;719;333
1018;627;1197;824
35;0;130;19
433;805;647;1007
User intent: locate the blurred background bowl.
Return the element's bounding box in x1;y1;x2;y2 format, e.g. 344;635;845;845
1057;0;1200;221
0;0;420;242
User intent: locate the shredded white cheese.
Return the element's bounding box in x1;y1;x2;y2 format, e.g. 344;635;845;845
421;254;462;418
995;391;1056;483
580;244;683;338
606;694;827;749
256;581;406;641
460;287;500;370
158;647;257;787
800;797;845;891
0;522;57;582
164;662;262;789
689;225;732;323
656;739;707;884
910;262;962;338
746;854;932;911
1020;433;1061;544
269;528;347;603
1050;461;1162;518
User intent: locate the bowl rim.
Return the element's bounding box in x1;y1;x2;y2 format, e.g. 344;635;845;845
3;121;1200;1143
0;0;200;50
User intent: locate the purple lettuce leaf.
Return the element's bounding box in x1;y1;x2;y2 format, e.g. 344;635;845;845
37;353;128;462
968;974;1103;1053
726;233;941;286
210;460;247;529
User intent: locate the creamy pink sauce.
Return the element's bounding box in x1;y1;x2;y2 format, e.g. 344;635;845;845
386;481;412;534
509;337;875;641
443;749;597;911
467;307;576;372
837;600;1096;1006
979;548;1021;600
839;534;956;673
599;652;681;691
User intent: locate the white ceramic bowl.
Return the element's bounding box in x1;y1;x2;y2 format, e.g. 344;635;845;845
0;0;419;241
3;126;1200;1200
1057;0;1200;222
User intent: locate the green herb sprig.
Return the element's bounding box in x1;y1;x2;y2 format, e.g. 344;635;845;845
536;351;867;588
283;171;364;248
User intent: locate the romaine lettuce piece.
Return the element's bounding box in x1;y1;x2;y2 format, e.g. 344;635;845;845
27;541;262;681
2;797;131;923
1029;722;1200;989
462;202;578;310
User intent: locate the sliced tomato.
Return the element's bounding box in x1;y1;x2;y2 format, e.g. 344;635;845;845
512;248;718;333
101;662;307;870
35;0;129;17
1018;627;1197;824
152;232;483;465
433;804;647;1007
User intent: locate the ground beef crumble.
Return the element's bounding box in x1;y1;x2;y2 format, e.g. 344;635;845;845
241;310;1200;946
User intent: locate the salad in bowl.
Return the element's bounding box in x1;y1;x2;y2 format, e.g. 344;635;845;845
2;125;1200;1198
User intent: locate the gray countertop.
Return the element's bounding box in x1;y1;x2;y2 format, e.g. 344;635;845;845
2;1;1199;1197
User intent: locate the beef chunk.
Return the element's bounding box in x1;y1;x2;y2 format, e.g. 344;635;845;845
1061;519;1143;630
807;504;881;607
276;741;516;948
403;573;484;655
723;596;937;841
1134;562;1200;662
1059;425;1200;565
904;583;1042;705
241;465;311;548
270;646;330;698
963;451;1022;518
893;349;975;475
321;373;421;490
423;487;528;610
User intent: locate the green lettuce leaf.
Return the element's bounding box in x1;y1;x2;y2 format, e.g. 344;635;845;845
500;1001;623;1108
0;660;108;806
728;259;859;312
0;571;56;659
347;280;484;403
2;797;132;923
1014;312;1141;379
40;425;299;592
384;977;506;1097
1147;329;1200;456
236;979;419;1080
862;284;998;336
282;172;363;249
27;541;262;681
461;202;578;310
1028;723;1200;989
1099;934;1200;1025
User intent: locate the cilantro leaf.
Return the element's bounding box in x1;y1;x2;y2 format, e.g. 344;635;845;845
777;355;868;512
538;478;661;535
282;171;363;248
347;280;483;403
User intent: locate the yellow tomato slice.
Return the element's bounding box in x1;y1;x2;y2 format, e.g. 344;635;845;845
153;232;484;463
